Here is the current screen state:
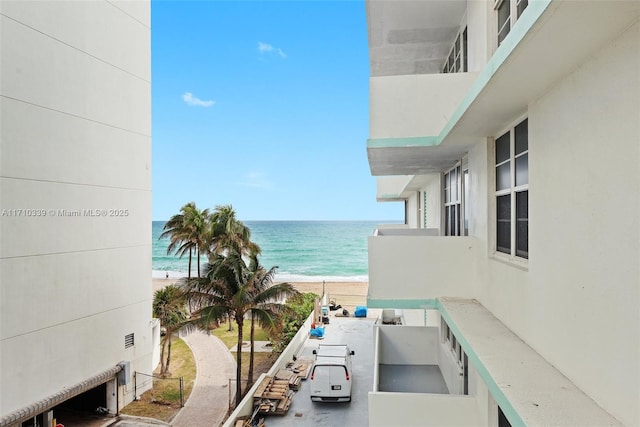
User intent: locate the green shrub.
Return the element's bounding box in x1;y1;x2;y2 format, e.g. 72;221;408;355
271;292;317;353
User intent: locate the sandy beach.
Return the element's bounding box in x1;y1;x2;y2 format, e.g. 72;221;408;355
152;278;369;309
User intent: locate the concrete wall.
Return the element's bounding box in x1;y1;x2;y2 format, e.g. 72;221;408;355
438;342;462;395
224;312;315;426
0;0;151;415
370;73;478;139
377;326;439;365
368;1;639;425
464;19;640;426
369;392;481;427
424;174;443;230
377;175;413;199
406;191;420;228
368;236;477;302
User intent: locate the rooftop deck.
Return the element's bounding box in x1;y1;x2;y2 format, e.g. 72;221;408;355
248;311;380;427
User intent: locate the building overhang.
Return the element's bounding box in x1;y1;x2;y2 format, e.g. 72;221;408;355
0;365;122;426
376;174;438;202
367;0;467;77
367;0;640;176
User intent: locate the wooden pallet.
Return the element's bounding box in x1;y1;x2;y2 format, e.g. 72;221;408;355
253;376;293;415
284;358;314;389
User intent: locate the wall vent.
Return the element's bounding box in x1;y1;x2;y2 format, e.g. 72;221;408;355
125;333;135;349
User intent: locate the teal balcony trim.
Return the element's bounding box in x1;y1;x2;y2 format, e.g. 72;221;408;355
437;300;525;427
367;0;551;151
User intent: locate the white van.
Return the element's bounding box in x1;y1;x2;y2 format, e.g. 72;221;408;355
310;344;355;402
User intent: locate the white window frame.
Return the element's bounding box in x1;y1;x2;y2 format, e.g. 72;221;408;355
444;163;463;236
492;116;529;264
442;26;468;74
494;0;528;47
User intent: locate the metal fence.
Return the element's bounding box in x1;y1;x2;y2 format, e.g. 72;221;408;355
134;371;185;407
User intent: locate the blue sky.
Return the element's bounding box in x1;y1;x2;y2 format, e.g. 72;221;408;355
151;0;403;221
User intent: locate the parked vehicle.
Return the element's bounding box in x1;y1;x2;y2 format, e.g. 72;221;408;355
310;344;355;402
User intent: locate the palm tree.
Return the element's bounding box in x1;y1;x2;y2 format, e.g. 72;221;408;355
153;285;189;377
160;203;195;278
207;204;260;331
245;254;293;386
208;205;261;258
182;250;297;405
160;202;210;279
182;203;210;278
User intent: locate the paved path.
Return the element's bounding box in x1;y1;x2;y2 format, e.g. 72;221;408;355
171;330;236;427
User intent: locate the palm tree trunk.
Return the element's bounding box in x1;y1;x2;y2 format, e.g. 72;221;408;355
235;317;244;406
197;245;201;278
188;247;193;279
159;337;167;376
165;335;173;377
248;313;255;386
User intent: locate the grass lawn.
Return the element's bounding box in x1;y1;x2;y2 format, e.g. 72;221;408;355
121;322;277;422
210;319;271;349
213;320;277;389
120;337;196;422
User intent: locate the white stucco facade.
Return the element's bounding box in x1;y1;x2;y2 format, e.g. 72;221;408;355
366;1;639;426
0;1;153;424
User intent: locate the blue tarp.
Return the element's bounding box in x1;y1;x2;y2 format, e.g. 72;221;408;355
354;306;367;317
310;326;325;337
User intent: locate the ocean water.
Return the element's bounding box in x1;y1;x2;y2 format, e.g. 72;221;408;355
152;221;388;282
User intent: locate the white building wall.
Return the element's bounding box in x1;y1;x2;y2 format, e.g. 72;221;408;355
0;0;151;416
468;21;639;426
405;191;420;228
424;175;443;231
465;0;489;73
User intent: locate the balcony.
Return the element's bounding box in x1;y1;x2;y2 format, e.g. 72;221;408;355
367;232;477;308
367;0;467;77
370;317;482;426
367;1;640;177
368;72;477;176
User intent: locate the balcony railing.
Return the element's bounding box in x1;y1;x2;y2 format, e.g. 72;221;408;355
369;322;482;426
368;234;477;306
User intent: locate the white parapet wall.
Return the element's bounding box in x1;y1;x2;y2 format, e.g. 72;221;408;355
369;392;481;427
369;73;478;139
377;326;439;365
223;311;315;426
368;236;478;302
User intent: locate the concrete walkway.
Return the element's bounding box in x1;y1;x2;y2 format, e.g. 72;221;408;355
171;330;236;427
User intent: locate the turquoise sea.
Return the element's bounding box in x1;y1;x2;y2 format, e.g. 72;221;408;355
152;221;391;282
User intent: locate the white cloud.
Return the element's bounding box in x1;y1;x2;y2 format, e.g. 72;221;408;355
182;92;215;107
241;171;273;189
257;42;286;59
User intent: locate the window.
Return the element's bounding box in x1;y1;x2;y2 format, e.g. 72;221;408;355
498;406;513;427
495;0;528;46
443;320;450;343
442;26;468;73
444;165;462;236
495;118;528;259
125;333;135;349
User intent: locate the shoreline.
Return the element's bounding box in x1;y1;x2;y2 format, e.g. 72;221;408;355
152;277;369;303
152;270;367;283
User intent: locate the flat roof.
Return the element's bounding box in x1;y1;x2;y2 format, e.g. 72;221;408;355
263;312;380;427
